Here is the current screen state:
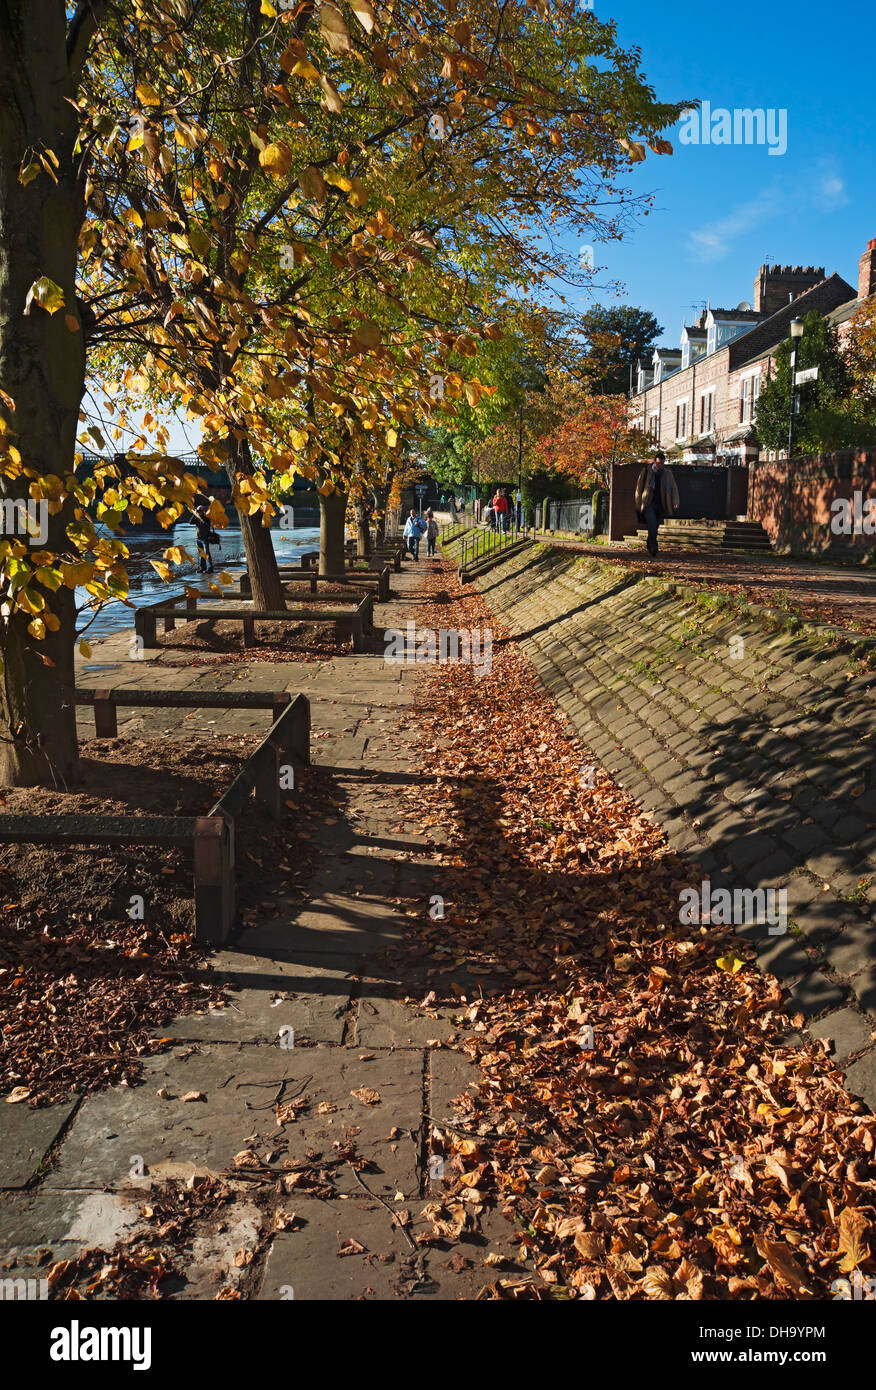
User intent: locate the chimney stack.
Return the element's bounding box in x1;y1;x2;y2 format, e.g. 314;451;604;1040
858;238;876;302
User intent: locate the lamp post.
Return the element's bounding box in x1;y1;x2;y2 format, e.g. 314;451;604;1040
517;397;524;532
787;317;804;460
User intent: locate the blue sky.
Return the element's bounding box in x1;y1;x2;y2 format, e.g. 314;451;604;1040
562;0;874;351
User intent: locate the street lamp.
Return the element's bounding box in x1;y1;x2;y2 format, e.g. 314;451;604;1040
787;317;804;459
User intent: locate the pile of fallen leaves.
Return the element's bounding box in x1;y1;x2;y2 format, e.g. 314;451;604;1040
394;559;876;1299
0;913;225;1106
45;1177;240;1299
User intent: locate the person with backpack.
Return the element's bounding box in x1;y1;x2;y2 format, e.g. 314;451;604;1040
425;509;440;557
403;508;427;560
192;504;221;573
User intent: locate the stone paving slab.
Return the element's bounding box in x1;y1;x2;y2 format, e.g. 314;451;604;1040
165;951;354;1045
236;893;407;956
43;1046;423;1198
0;1099;78;1190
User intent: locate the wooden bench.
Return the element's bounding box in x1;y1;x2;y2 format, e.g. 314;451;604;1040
0;693;310;944
236;567;389;602
74;687;294;739
301;544;404;573
134;594;373;652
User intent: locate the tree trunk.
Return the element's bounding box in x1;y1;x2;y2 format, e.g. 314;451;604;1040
354;496;372;558
319;488;347;575
0;5;87;786
223;437;286;610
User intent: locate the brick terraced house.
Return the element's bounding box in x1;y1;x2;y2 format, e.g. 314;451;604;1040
627;238;876;464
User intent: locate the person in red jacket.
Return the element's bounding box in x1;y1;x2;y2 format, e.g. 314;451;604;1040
492;489;510;532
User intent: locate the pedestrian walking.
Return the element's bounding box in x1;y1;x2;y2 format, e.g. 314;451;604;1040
425;508;439;557
634;452;679;557
192;504;221;573
403;508;427;560
493;488;510;532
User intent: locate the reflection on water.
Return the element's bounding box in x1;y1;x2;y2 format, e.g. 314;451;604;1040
77;514;321;640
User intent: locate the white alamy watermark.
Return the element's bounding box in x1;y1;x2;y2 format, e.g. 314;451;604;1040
579;244;594;270
50;1322;151;1370
832;1272;876;1300
679;878;787;935
679;103;787;157
384;622;492;677
830;491;876;536
0;1276;48;1300
0;497;49;546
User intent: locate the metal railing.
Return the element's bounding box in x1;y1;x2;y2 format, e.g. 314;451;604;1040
440;518;472;544
541;495;609;534
459;521;529;572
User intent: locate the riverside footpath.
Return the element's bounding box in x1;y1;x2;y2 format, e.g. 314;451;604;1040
2;542;876;1301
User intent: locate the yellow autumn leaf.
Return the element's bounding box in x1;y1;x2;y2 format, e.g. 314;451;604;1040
386;428;398;448
135;82;161;106
78;638;92;658
291;58;320;81
320;2;351;52
216;571;233;585
349;0;376;32
61;561;94;587
299;166;327;203
837;1208;870;1273
150;560;172;582
207;499;228;526
24;276;65;316
16;588;45;615
27;617;46;640
259;143;294;178
716;956;744;974
320;76;344;114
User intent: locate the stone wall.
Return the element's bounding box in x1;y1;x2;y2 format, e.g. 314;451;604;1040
474;543;876;1103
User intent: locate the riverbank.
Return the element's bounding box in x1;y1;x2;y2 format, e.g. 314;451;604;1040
3;545;876;1301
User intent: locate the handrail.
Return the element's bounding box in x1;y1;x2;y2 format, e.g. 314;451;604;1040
458;520;529;573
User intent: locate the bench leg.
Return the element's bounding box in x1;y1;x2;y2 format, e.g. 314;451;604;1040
193;815;235;944
134;608;157;649
164;615;176;633
351;619;364;653
309;574;317;594
93;693;118;739
239;573;252;597
242;615;255;647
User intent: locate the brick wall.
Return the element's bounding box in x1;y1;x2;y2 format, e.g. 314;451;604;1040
610;463;750;540
748;450;876;554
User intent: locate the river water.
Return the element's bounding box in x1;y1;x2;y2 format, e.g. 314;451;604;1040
76;511;321;641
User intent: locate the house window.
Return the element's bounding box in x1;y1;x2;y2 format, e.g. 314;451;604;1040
648;412;659;441
700;391;714;433
740;372;760;423
675;401;688;439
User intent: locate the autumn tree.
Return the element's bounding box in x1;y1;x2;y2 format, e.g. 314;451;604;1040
574;305;662;395
536;388;649;490
755;310;870;456
0;0;688;786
